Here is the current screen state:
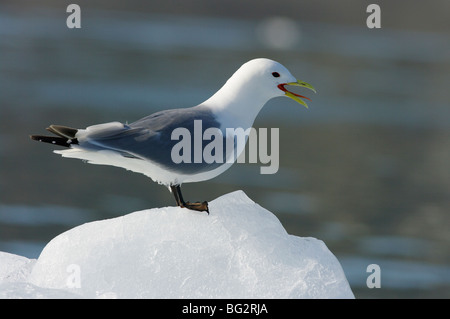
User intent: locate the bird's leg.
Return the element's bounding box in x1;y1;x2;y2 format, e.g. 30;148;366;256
170;185;209;214
170;185;183;207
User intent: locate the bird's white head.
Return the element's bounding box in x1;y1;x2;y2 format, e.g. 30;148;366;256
224;58;316;108
203;58;316;127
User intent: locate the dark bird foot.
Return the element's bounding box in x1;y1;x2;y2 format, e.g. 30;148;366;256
183;201;209;214
170;185;210;214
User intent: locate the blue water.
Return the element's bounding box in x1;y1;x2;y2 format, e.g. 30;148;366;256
0;4;449;298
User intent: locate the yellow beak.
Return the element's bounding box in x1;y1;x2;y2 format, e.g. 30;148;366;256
278;80;317;108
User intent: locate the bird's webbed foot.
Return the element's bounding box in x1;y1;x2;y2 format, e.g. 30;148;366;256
183;201;209;214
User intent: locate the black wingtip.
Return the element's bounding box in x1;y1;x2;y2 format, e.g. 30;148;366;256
46;125;78;139
31;124;79;148
30;134;77;147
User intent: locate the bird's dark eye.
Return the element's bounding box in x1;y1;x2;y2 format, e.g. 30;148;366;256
272;72;280;78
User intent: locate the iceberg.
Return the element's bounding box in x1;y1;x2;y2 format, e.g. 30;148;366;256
1;191;354;298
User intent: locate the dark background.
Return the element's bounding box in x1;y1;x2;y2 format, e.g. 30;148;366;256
1;0;449;298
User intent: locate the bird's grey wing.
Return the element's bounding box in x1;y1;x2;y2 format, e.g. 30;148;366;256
80;108;226;174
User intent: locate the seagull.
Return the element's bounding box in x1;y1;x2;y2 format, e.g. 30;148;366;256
30;58;316;213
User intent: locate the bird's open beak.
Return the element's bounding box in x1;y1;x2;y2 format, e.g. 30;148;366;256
278;80;317;108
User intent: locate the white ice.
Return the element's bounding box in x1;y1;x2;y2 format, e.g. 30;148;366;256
0;190;354;298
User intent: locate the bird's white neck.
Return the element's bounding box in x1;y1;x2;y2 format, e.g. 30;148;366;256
200;75;272;130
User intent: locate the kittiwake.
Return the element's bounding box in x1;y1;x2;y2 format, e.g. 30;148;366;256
30;58;316;213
